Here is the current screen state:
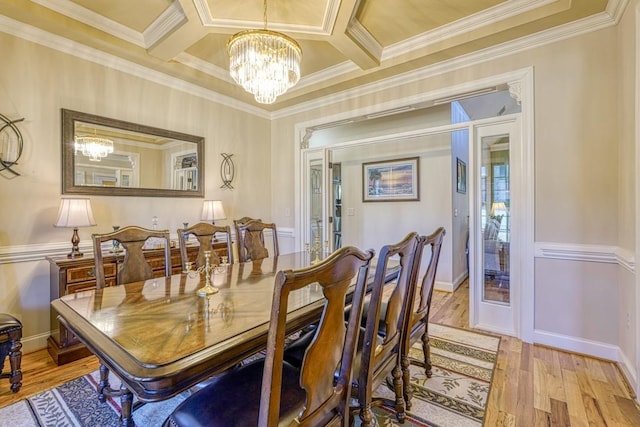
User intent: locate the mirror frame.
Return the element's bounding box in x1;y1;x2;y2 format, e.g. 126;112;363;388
62;109;204;197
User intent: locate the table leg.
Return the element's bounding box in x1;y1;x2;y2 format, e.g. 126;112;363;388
119;384;134;427
98;364;110;403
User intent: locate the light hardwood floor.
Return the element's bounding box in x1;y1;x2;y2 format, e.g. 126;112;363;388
1;281;639;426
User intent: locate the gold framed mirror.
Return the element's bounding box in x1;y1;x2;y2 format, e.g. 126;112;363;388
61;109;204;197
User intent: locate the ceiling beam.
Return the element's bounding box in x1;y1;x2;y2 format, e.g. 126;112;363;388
146;0;207;61
328;0;380;70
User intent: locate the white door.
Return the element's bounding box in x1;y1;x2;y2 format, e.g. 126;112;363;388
301;148;332;258
470;118;521;336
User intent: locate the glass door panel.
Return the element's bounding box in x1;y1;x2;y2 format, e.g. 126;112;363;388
481;135;510;304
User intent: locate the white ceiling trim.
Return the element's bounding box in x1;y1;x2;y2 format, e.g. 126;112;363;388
192;0;339;36
294;61;360;90
383;0;560;61
0;14;268;118
606;0;630;23
346;19;383;60
32;0;145;47
143;1;187;48
272;10;618;119
174;52;234;83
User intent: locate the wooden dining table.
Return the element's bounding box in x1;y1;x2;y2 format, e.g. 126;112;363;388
51;251;396;426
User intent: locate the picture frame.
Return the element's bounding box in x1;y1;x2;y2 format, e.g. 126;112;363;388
456;158;467;194
362;156;419;202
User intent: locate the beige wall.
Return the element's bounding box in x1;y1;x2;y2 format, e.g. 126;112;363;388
0;31;270;347
269;24;624;354
617;0;638;393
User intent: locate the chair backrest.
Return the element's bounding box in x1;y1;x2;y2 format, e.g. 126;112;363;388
404;227;446;342
234;216;262;226
177;222;233;269
259;246;374;426
235;220;279;262
92;226;171;288
356;232;420;415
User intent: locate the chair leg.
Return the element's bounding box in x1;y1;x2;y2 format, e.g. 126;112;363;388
401;354;413;410
422;331;433;378
8;329;22;393
358;402;375;427
391;364;406;422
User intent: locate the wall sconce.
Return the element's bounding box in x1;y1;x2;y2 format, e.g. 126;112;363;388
201;200;226;225
220;153;234;189
54;197;97;258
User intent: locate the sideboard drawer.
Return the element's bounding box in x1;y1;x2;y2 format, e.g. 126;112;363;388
67;277;116;293
66;263;116;284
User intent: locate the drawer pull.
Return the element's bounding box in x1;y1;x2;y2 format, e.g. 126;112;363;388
87;268;95;277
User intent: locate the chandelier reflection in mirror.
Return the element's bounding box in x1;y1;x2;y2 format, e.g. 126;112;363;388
74;131;114;162
227;0;302;104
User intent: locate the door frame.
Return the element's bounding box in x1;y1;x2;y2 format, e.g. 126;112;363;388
294;67;535;342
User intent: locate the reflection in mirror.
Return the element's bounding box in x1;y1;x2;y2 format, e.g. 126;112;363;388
62;109;204;197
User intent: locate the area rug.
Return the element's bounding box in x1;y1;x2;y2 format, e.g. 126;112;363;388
0;324;499;427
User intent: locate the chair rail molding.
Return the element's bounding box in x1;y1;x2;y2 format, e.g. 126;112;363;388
534;241;635;272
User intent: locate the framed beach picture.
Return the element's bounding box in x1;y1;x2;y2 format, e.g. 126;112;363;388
456;158;467;194
362;157;420;202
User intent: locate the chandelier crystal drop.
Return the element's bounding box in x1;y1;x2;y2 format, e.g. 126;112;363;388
74;135;114;162
227;1;302;104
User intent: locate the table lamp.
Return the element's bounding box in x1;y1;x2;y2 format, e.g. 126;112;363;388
201;200;226;225
54;197;97;258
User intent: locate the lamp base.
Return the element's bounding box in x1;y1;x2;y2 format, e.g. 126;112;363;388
67;248;84;259
67;227;83;258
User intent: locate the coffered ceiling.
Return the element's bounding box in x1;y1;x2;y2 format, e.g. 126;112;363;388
0;0;622;112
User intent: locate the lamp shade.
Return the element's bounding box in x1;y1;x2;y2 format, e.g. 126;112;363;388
201;200;226;222
490;202;507;217
54;198;97;228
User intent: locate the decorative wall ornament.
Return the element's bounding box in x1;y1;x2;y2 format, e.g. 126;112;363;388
220;153;235;189
0;113;25;177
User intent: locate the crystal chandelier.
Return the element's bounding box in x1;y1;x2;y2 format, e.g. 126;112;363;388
227;0;302;104
74;132;114;162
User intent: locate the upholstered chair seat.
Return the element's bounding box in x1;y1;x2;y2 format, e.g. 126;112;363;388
0;313;23;392
164;360;305;427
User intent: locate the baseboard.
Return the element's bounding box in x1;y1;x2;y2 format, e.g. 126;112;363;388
434;280;454;292
21;331;50;355
618;348;639;398
533;329;619;361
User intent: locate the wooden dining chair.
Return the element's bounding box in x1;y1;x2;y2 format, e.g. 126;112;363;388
401;227;445;409
351;232;421;426
177;222;233;269
235;219;279;263
163;246;374;427
92;225;171;288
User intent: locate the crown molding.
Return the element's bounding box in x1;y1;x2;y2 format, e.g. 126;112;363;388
383;0;560;61
606;0;631;23
0;15;269;119
192;0;339;35
32;0;144;47
272;9;619;119
174;52;234;83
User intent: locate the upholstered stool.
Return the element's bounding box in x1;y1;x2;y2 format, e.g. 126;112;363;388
0;314;23;392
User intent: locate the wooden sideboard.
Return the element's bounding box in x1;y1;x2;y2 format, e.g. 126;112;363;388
47;243;228;365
